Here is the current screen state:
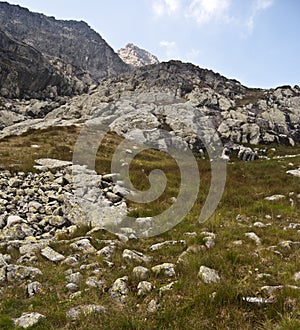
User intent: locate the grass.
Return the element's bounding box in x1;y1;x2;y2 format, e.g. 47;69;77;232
235;88;266;107
0;126;299;329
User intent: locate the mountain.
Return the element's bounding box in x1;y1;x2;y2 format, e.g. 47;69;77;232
118;43;159;68
0;2;298;151
0;1;130;98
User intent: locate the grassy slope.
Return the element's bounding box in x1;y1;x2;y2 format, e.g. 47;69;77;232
0;126;299;329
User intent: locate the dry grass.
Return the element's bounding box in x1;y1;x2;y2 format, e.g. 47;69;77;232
0;126;299;329
235;88;265;107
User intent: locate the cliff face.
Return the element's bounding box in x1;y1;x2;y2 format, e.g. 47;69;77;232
0;2;129;79
0;29;86;99
118;43;159;68
0;2;130;99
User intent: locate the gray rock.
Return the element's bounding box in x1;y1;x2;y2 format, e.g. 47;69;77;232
97;245;116;259
61;255;79;266
85;277;104;288
66;305;106;320
110;276;129;303
70;239;96;254
147;299;160;313
13;312;45;328
152;263;176;277
132;266;150;280
286;169;300;177
118;43;159;68
69;291;82;300
41;246;65;262
149;240;186;251
294;271;300;282
260;285;284;296
137;281;152;296
28;201;43;213
278;240;295;248
66;283;79;292
184;232;197;238
198;266;220;284
48;215;66;227
0;267;6;285
264;194;285;201
19;243;45;255
66;272;83;284
34;158;72;171
0;223;36;240
242;297;273;304
200;232;216;238
27;281;42;297
245;232;262;246
6;215;25;227
238;147;258;161
159;281;178;295
0;253;9;267
6;265;42;282
122;249;152;263
203;237;215;249
106;192;122;203
253;222;267;228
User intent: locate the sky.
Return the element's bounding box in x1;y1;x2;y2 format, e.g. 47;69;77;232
4;0;300;88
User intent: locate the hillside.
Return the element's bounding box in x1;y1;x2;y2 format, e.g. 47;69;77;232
0;2;299;330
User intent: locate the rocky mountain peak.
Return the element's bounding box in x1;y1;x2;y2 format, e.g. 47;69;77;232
118;43;159;68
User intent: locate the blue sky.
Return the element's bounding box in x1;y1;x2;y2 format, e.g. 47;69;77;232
5;0;300;88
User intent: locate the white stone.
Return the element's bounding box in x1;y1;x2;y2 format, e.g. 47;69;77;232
13;312;45;328
137;281;152;296
245;232;262;245
264;194;285;201
41;246;65;262
198;266;220;284
152;263;176;277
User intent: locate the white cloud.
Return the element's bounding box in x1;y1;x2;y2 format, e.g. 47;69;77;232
246;0;274;32
186;0;231;25
159;40;177;58
152;0;180;17
255;0;273;10
186;49;201;59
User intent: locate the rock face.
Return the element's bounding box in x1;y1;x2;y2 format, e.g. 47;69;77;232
118;43;159;68
0;30;89;99
0;2;129;98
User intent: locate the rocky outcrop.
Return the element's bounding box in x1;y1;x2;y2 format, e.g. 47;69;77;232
118;43;159;68
0;60;299;154
0;2;129;80
37;62;300;147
